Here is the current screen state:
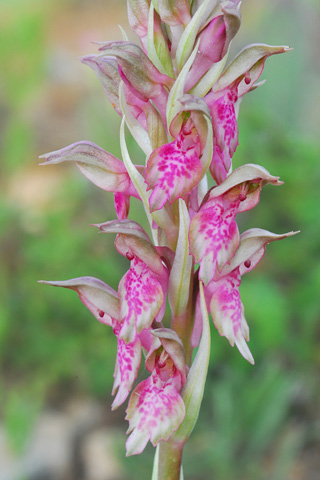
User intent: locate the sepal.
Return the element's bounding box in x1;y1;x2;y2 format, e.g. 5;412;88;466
119;82;153;156
127;0;150;40
98;41;173;100
38;277;120;324
214;43;292;95
80;55;122;114
96;219;151;242
95;217;164;276
222;228;299;276
39;141;139;197
207;163;283;212
157;0;191;26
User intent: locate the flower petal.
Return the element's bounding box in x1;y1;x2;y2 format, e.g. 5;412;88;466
120;118;179;248
209;270;254;364
145;140;202;212
208;86;239;183
112;336;141;410
189;199;239;284
118;258;165;343
125;376;185;455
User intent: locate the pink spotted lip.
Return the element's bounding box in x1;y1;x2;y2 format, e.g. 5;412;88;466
145;139;202;212
118;257;165;343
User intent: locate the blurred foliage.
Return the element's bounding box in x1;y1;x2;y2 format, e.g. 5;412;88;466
0;0;319;478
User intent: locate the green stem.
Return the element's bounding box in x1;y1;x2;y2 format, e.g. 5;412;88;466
157;439;184;480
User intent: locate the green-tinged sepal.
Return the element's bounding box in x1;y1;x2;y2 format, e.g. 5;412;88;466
95;219;165;276
80;55;122;114
147;4;175;78
95;219;151;242
157;0;191;26
119;82;153;156
98;41;174;100
214;43;292;94
127;0;150;39
221;228;299;277
39;141;140;198
38;277;120;323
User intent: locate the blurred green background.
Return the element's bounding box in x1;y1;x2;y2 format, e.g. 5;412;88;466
0;0;319;479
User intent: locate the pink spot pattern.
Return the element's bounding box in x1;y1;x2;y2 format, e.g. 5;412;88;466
126;363;185;455
207;87;239;184
205;268;253;363
145;139;202;211
119;257;164;343
112;336;141;409
210;270;242;339
189;198;239;284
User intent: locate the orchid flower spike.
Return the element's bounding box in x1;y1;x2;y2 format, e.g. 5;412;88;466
40;0;295;476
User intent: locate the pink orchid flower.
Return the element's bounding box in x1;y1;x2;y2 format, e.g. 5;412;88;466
189;164;283;285
126;329;186;455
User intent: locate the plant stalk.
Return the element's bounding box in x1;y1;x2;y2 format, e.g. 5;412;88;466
157;438;184;480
